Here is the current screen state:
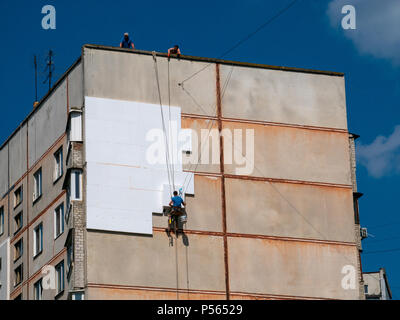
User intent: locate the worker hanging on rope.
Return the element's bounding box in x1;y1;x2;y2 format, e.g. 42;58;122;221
120;32;135;49
166;191;187;236
168;45;181;59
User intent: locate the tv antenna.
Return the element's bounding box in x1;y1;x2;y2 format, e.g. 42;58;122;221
34;55;38;102
43;50;55;91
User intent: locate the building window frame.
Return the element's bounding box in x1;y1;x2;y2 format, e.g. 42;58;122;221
70;170;82;201
54;203;65;239
14;238;23;262
14;212;23;234
14;264;23;287
0;206;4;236
33;223;43;258
54;147;64;183
14;186;23;208
34;278;43;300
55;261;65;296
33;168;43;203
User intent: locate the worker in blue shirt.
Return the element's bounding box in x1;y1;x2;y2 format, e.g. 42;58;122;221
120;32;135;49
169;191;185;212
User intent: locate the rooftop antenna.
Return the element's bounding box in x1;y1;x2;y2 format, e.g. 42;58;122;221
43;50;55;92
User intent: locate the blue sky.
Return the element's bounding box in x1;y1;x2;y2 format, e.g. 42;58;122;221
0;0;399;298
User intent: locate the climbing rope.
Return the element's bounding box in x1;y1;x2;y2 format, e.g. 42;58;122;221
152;52;174;196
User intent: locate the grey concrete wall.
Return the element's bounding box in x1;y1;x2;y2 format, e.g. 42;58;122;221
223;122;352;185
8;125;27;188
28;81;67;167
225;178;355;242
363;273;381;296
86;230;226;293
68;62;84;109
84;48;217;116
228;237;359;299
0;238;10;300
0;145;8;198
220;64;347;129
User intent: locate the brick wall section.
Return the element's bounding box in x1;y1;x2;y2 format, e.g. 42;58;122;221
72;201;86;289
349;134;365;300
65;141;86;294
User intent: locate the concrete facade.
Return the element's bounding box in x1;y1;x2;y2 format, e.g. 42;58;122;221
0;44;365;300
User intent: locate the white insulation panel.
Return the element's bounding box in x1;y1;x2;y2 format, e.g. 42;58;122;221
85;97;194;235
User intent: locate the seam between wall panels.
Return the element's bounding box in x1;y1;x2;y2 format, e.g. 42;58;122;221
152;228;357;247
181;113;349;134
216;63;230;300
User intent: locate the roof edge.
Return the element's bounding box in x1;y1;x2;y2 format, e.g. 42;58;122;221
83;44;345;77
0;56;82;151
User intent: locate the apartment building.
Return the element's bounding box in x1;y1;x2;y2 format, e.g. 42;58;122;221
0;44;365;300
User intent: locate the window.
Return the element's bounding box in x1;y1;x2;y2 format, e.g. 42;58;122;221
54;148;63;181
14;239;23;261
54;204;64;239
364;285;369;294
55;261;65;295
71;292;84;300
0;206;4;235
33;223;43;257
33;168;42;201
14;212;23;234
34;279;43;300
14;264;23;286
14;186;23;208
67;241;73;273
69;112;82;142
70;170;82;201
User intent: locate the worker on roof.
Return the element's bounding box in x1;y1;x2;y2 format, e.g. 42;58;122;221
168;45;181;58
169;191;185;212
120;32;135;49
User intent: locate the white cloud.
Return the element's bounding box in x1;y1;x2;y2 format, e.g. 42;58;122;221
357;125;400;178
327;0;400;65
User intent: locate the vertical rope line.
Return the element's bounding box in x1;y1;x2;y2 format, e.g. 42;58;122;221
152;52;173;196
168;60;176;190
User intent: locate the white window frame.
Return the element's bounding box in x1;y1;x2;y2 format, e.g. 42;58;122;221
55;261;65;294
54;148;63;181
33;168;42;201
54;203;65;239
70;170;82;201
71;292;84;300
0;206;4;235
69;112;82;142
34;279;43;300
33;223;43;257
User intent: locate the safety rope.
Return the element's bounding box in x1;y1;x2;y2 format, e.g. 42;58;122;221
168;59;176;190
152;52;173;196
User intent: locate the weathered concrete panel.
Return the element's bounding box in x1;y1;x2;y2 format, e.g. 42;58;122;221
181;117;221;174
68;62;84;109
87;230;226;292
153;175;223;232
84;48;217;116
8;125;27;188
225;178;355;242
0;145;8;198
0;238;10;300
223;121;352;185
228;237;360;299
87;286;225;300
28;81;67;167
220;65;347;129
